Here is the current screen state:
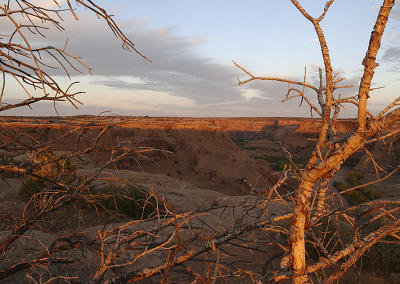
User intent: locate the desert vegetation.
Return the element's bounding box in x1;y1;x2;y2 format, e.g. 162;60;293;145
0;0;399;283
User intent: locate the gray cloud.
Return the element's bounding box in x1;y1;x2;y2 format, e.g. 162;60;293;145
383;46;400;62
2;9;363;118
380;3;400;71
29;18;240;104
382;47;400;72
23;14;304;111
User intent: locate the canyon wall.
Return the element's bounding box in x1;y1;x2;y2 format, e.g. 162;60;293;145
1;116;398;194
1;117;279;195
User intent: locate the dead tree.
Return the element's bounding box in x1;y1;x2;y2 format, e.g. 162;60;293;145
235;0;399;283
0;0;149;113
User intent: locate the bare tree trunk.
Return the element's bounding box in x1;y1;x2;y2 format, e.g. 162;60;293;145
288;1;395;283
290;176;317;284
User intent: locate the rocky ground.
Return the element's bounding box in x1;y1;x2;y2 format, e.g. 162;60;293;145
0;116;399;283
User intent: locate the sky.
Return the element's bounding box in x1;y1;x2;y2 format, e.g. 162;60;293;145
2;0;400;117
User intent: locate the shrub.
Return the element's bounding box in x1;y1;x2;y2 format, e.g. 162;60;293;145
361;187;382;200
252;155;289;171
31;149;77;183
362;242;400;274
333;172;382;205
18;178;45;200
243;146;256;150
59;158;77;184
345;172;362;187
333;181;349;192
306;217;345;260
98;184;165;219
343;190;369;205
18;149;78;200
359;215;400;274
342;156;360;168
255;155;307;171
235;139;248;149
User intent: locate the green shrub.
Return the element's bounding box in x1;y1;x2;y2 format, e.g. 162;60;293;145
342;156;360;168
254;155;307;171
59;158;77;185
306;217;344;260
18;178;45;200
343;190;369;205
361;187;382;200
346;172;362;187
243;146;256;151
98;184;165;219
359;216;400;274
362;242;400;274
235;139;248;149
278;160;289;171
333;172;382;205
332;181;341;188
333;181;349;192
18;152;77;200
252;156;290;171
31;149;76;183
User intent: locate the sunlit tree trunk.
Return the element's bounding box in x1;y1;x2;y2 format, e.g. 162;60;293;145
289;2;395;282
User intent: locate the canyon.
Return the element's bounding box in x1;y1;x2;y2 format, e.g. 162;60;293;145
1;116;398;197
0;117;359;193
0;116;399;283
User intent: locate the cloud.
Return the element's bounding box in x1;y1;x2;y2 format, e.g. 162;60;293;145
380;3;400;71
241;89;272;101
22;16;246;105
382;46;400;62
382;44;400;72
1;6;357;117
31;13;299;112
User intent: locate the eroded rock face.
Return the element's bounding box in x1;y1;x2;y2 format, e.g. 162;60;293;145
0;117;276;195
1;116;397;195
